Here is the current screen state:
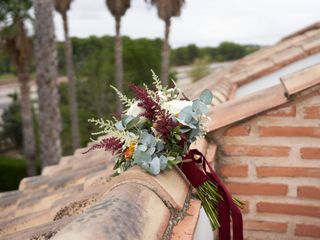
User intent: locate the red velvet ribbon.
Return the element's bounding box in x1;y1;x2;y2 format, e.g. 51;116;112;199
179;149;243;240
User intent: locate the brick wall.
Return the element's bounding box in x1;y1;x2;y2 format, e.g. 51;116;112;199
211;90;320;239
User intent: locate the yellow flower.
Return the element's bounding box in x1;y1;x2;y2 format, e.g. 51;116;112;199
124;141;136;160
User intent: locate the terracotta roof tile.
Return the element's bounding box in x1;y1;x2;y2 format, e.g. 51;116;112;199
0;209;53;236
228;71;249;84
208;62;320;132
51;185;106;221
51;183;171;240
301;34;320;54
0;150;194;240
103;166;190;210
42;164;72;176
0;190;22;211
280;63;320;96
0;209;15;223
208;85;287;131
281;22;320;41
18;175;49;191
171;199;201;240
181;23;320;101
270;47;307;66
0;216;77;240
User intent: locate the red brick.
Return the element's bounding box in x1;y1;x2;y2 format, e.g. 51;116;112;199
226;182;288;196
266;105;296;117
256;167;320;178
301;147;320;159
304;106;320;119
223;125;251;136
257;202;320;217
259;126;320;138
244;220;288;233
295;224;320;238
298;186;320;199
241;200;250;214
222;145;290;157
219;165;248;177
171;199;201;240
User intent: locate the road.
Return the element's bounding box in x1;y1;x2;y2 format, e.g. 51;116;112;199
173;62;232;89
0;77;67;123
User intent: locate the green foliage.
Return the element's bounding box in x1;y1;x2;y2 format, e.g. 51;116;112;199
56;36;163;155
0;156;26;191
171;42;260;66
1;93;22;148
0;155;40;192
188;57;211;82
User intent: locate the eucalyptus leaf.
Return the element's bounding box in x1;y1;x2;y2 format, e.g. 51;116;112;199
122;115;134;127
159;155;168;170
178;111;192;123
125;117;140;129
138;145;147;152
180;128;191;133
192;100;208;115
140;131;151;145
149;157;160;175
156;141;164;152
133;150;151;164
146;146;156;155
200;89;213;105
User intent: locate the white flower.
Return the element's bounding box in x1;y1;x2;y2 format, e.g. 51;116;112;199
163;100;192;115
126;101;145;117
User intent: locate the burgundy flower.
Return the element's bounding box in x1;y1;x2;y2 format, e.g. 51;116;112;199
83;137;123;155
154;109;178;141
130;84;161;120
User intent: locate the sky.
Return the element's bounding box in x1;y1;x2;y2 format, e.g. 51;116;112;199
53;0;320;48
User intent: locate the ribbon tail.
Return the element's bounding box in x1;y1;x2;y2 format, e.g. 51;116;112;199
206;160;243;240
188;149;244;240
218;188;231;240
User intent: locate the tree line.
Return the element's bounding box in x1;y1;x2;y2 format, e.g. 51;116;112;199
0;0;259;178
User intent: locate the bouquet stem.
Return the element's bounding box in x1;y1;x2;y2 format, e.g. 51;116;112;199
196;181;243;230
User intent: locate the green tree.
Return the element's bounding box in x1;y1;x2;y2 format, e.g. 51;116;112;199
147;0;185;85
54;0;80;150
0;0;36;175
1;93;22;149
105;0;131;113
217;41;246;60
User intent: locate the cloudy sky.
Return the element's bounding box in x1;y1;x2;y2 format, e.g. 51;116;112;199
53;0;320;48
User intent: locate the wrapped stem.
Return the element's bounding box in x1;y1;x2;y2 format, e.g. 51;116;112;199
196;180;243;230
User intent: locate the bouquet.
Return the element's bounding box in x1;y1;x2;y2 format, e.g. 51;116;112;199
86;71;243;239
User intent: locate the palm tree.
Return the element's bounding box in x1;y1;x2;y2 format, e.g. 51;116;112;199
146;0;185;85
0;0;36;176
54;0;80;150
105;0;130;113
33;0;62;167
